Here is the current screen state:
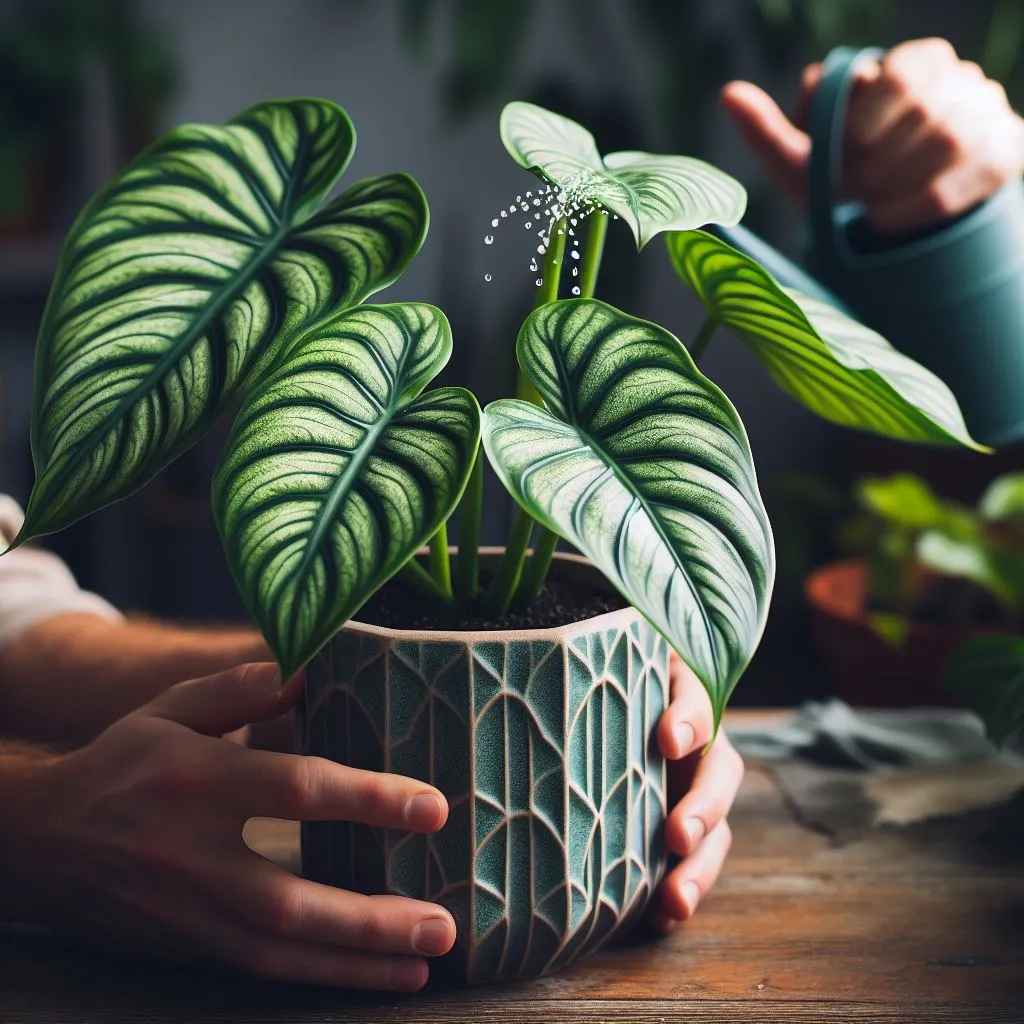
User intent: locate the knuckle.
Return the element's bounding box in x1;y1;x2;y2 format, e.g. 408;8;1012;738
280;757;321;813
929;123;964;161
151;757;205;801
358;907;394;951
262;881;305;936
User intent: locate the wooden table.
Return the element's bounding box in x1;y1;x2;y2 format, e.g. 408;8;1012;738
3;722;1023;1023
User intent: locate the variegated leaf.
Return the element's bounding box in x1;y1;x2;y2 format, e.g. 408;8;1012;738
14;99;428;547
667;229;985;451
500;102;746;248
214;303;480;677
482;298;774;724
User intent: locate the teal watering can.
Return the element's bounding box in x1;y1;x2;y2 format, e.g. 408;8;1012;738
710;46;1024;448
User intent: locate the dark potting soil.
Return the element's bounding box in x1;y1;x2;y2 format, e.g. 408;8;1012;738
355;575;627;632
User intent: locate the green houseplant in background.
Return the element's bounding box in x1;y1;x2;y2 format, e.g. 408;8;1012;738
4;97;988;984
805;471;1024;712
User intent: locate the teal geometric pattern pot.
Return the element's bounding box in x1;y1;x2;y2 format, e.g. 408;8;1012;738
300;552;670;985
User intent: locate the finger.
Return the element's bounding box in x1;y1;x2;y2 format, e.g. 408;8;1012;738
212;852;456;957
650;820;733;934
656;654;713;761
847;39;957;152
793;62;822;129
866;159;999;235
665;733;744;858
222;749;449;830
140;662;302;736
721;80;810;201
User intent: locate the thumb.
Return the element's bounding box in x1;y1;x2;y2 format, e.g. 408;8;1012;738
139;662;302;736
721;80;810;202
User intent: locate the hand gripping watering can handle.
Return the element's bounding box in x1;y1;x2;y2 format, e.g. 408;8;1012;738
807;45;885;267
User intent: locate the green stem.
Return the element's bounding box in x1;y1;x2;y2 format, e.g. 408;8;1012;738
401;558;449;603
515;210;611;602
428;522;452;599
456;448;483;601
483;507;535;616
515;216;568;405
690;316;718;364
514;525;559;606
577;210;608;298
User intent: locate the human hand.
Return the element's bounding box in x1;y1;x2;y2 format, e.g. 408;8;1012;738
648;653;744;933
722;37;1024;234
12;663;455;990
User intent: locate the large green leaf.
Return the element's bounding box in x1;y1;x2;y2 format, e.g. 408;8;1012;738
213;303;479;677
667;230;986;451
946;635;1024;747
13;98;428;547
481;299;774;723
500;102;746;248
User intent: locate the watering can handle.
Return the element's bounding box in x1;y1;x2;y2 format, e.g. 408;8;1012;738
807;45;885;265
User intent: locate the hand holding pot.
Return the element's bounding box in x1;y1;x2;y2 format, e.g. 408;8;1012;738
723;37;1024;234
649;654;745;933
3;662;455;990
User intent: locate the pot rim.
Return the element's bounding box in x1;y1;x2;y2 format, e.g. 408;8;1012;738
345;547;643;643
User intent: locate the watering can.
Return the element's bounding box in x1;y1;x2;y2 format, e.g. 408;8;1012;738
710;45;1024;448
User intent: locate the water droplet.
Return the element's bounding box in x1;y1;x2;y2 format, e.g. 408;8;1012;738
570;217;578;227
572;285;581;295
500;209;508;218
557;228;564;235
491;218;499;228
571;250;580;260
509;204;516;213
525;221;532;229
537;244;547;254
535;278;543;287
572;266;579;276
484;234;494;245
530;258;538;272
484;273;492;282
526;191;533;197
516;195;522;202
533;198;541;206
520;203;529;212
612;214;619;220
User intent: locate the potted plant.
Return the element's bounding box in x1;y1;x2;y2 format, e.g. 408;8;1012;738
4;98;985;984
806;471;1024;706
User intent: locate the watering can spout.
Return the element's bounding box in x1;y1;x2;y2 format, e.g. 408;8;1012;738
712;45;1024;449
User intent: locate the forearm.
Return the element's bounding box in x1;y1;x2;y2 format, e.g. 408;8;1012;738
0;614;268;746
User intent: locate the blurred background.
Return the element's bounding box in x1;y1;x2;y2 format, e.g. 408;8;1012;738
0;0;1021;705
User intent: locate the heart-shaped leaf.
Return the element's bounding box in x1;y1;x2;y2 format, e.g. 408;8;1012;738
481;299;774;724
213;303;480;677
946;635;1024;747
666;230;986;451
500;102;746;248
14;98;428;547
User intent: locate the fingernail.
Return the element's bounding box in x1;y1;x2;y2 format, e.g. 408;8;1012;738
412;917;453;956
405;793;443;830
389;959;428;992
681;881;701;917
683;817;705;851
674;721;695;757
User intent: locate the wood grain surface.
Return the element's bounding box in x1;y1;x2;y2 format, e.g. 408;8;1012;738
2;722;1022;1023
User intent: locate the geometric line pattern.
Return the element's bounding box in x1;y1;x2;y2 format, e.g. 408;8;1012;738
300;601;669;985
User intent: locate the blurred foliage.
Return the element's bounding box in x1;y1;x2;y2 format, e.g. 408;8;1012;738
839;472;1024;644
946;634;1024;747
0;0;176;222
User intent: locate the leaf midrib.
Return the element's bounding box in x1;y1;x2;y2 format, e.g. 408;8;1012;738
40;221;293;500
544;320;723;688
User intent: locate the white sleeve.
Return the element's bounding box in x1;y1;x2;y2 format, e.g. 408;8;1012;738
0;495;123;650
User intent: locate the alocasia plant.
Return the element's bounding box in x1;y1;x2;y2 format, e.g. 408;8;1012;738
3;96;988;728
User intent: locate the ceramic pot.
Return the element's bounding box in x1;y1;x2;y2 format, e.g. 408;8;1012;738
805;559;1007;707
299;550;670;985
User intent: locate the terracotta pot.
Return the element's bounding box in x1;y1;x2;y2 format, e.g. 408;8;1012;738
298;549;670;985
805;559;1006;707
